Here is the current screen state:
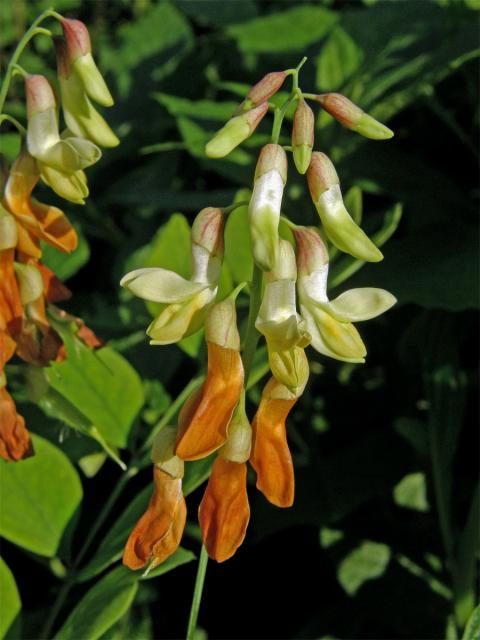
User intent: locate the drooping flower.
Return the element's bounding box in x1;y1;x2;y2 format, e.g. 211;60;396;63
0;386;33;462
175;293;244;460
294;225;396;363
235;70;287;113
248;143;287;271
250;376;305;508
205;103;268;159
255;238;310;394
55;37;119;148
313;93;393;140
307;152;383;262
25;74;100;203
123;427;186;570
121;207;224;345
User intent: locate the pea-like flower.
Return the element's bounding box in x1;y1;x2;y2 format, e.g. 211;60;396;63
25;74;100;204
314;93;393;140
255;238;310;394
205;102;268;159
307;152;383;263
248;143;287;271
120;207;224;345
294;225;396;363
250;376;305;508
123;427;186;570
174;293;244;460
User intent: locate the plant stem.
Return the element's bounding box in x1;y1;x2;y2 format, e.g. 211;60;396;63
0;8;59;114
186;545;209;640
270;58;306;144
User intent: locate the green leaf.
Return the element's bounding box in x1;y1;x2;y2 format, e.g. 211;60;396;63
154;93;237;122
41;224;90;281
454;487;479;628
0;557;21;639
316;26;363;91
227;5;338;53
338;541;391;596
78;457;212;582
462;604;480;640
393;472;429;512
0;435;82;557
141;547;195;580
45;321;144;449
54;567;138;640
224;193;253;285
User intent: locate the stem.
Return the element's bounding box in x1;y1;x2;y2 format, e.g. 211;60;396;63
186;545;209;640
0;8;58;114
270;58;306;144
222;200;250;216
0;114;26;135
41;468;136;638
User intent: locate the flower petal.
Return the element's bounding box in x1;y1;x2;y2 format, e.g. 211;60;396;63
120;268;207;303
0;387;33;462
199;457;250;562
321;288;397;322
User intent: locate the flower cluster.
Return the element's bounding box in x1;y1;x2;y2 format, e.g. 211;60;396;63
0;17;115;461
121;64;396;568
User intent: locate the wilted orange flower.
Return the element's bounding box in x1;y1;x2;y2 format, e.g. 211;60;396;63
250;377;302;508
123;466;187;570
0;387;33;461
199;456;250;562
0;250;23;337
175;297;244;461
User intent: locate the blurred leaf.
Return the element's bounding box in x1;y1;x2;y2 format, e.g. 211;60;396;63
394;417;429;455
98;605;152;640
393;472;429;512
0;557;21;639
154;93;237;121
224;194;253;285
454;487;479;628
338;541;391;596
41;225;90;281
320;527;344;549
45;321;144;449
175;0;257;26
316;26;363;91
462;604;480;640
54;567;138;640
0;435;82;557
227;5;338;53
343;186;363;226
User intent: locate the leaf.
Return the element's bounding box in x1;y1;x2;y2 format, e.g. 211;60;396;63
393;472;429;512
454;487;479;628
174;0;257;26
0;557;21;639
227;5;338;53
224;193;253;285
316;26;363;91
0;435;82;557
462;604;480;640
78;456;212;582
45;321;144;449
337;541;391;596
141;547;195;580
41;224;90;281
54;567;138;640
154;93;237;122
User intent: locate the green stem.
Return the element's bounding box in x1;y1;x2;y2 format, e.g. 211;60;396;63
270;58;306;144
0;8;59;114
0;114;26;135
186;545;209;640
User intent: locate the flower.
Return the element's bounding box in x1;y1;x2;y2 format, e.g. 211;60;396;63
123;428;186;570
25;74;100;204
250;376;305;508
174;294;244;460
294;225;396;363
313;93;393;140
205;103;268;159
121;207;224;345
255;238;310;394
292;97;314;174
198;455;250;562
235;70;287;113
306;152;383;262
0;386;33;462
55;37;119;148
248;143;287;271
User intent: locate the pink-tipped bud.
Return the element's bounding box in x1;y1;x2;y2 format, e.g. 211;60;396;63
306;152;339;202
191;207;225;258
314;93;393;141
25;75;56;118
292;98;314;174
54;37;71;79
247;71;287;107
254;143;288;184
293;226;329;277
205;102;268;159
61;18;91;61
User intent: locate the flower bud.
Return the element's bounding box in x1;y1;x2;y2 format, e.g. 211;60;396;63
237;71;288;113
220;399;252;464
205;296;240;350
151;426;184;479
293;225;329;280
249;144;287;271
13;263;43;305
205;102;268;158
314;93;393;140
292;98;314;174
307;152;383;262
0;206;17;251
190;207;225;285
61;19;114;107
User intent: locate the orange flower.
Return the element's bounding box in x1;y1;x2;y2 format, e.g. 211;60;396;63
250;377;303;508
123;466;186;570
3;149;77;255
175;297;244;461
0;387;33;461
199;456;250;562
